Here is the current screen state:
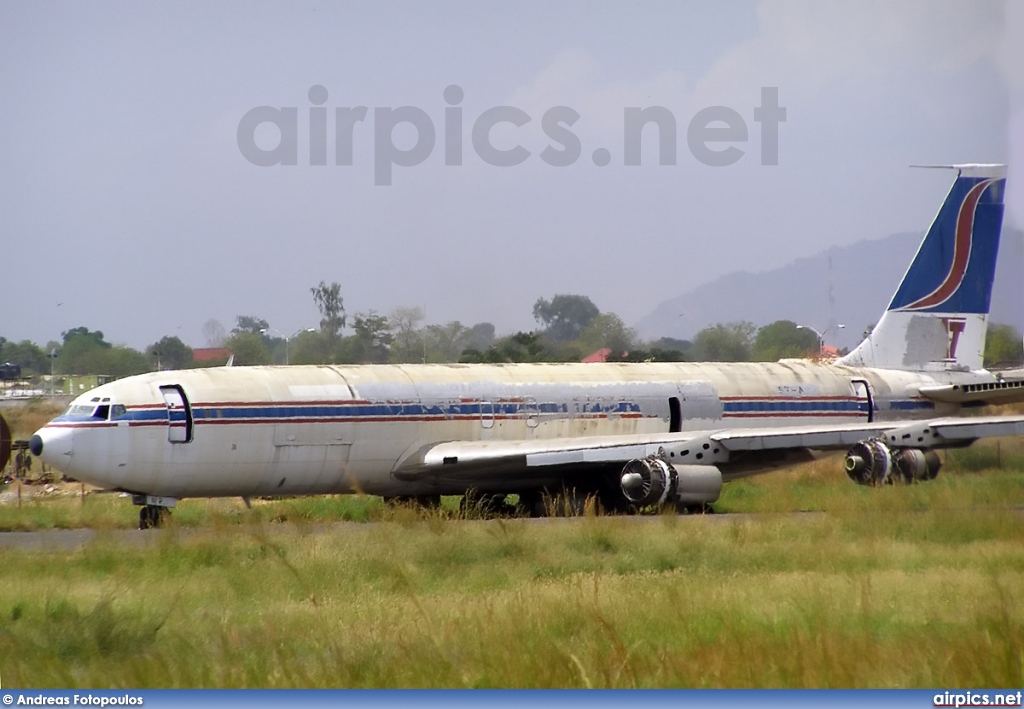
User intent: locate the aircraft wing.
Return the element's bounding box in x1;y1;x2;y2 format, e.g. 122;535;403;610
392;414;1024;484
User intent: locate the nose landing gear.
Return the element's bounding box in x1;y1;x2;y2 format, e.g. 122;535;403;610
132;494;177;530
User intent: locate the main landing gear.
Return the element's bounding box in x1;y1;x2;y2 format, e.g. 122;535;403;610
138;505;169;529
132;494;177;530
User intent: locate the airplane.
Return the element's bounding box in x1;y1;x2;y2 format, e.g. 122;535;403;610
21;163;1024;529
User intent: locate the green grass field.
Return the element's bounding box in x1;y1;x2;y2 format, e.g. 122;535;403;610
1;459;1022;688
2;402;1023;687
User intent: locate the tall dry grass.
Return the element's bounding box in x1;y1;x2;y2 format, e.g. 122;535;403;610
0;499;1021;688
2;401;63;440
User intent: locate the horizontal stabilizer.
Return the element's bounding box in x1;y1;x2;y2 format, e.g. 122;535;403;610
916;377;1024;405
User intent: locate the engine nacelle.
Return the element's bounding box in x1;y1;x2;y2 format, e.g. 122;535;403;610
619;457;722;507
845;439;941;485
620;457;676;506
673;464;723;505
844;439;893;485
892;448;941;482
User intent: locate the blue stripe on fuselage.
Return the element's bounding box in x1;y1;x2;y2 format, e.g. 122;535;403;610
52;397;933;427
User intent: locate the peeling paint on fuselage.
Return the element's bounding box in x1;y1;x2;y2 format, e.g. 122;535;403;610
42;360;964;498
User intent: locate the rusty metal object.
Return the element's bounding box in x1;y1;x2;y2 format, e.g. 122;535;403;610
0;414;11;474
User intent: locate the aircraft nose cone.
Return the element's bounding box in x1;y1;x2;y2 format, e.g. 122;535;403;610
30;427;73;468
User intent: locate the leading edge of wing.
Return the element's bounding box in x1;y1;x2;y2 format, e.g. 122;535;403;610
392;415;1024;481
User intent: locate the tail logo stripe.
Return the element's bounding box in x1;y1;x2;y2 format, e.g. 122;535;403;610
901;178;996;311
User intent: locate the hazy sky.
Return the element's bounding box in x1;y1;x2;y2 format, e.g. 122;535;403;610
2;1;1021;349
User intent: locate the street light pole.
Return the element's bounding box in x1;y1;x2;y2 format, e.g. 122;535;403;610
49;348;56;400
260;327;316;365
796;323;845;354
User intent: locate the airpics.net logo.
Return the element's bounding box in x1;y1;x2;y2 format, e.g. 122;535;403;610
236;85;786;185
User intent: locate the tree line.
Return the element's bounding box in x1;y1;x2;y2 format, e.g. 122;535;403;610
2;284;1022;382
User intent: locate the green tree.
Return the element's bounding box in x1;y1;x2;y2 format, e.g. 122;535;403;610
533;295;600;343
55;327;150;377
351;311;392;364
232;315;269;335
610;335;690;362
575;313;637;357
146;336;194;370
57;327;112;375
98;347;151;378
467;331;548;363
751;320;819;361
984;323;1023;368
692;322;755;362
61;326;109;347
311;281;346;358
390;306;426;363
224;332;271;366
0;339;48;374
288;330;331;365
466;322;496;351
424;321;471;362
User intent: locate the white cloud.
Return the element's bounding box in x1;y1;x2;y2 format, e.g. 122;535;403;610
508;47;689;151
996;1;1023;229
694;0;1004;107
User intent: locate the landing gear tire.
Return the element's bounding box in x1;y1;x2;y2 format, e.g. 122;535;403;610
517;491;546;518
139;505;169;530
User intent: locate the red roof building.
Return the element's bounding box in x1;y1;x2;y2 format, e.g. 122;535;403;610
582;348;613;363
192;347;232;363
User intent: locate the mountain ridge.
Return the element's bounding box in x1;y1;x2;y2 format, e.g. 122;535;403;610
635;229;1024;351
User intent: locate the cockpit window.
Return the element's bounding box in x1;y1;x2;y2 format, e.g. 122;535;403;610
64;403;122;419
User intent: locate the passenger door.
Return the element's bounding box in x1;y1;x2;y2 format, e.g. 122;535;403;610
159;385;193;443
850;379;874;423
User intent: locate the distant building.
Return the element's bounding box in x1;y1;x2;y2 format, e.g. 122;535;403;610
192;347;232;364
818;344;841;362
60;375;114;394
582;348;613;363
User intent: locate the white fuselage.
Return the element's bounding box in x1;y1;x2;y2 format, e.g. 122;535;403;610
32;360;968;499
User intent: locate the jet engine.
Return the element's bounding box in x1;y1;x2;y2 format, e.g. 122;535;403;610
844;439;941;485
619;456;722;507
893;448;942;482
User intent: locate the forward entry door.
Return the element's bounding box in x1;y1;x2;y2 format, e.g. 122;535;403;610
160;385;194;443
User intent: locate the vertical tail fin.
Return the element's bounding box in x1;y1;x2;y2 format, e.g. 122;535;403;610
837;164;1007;372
